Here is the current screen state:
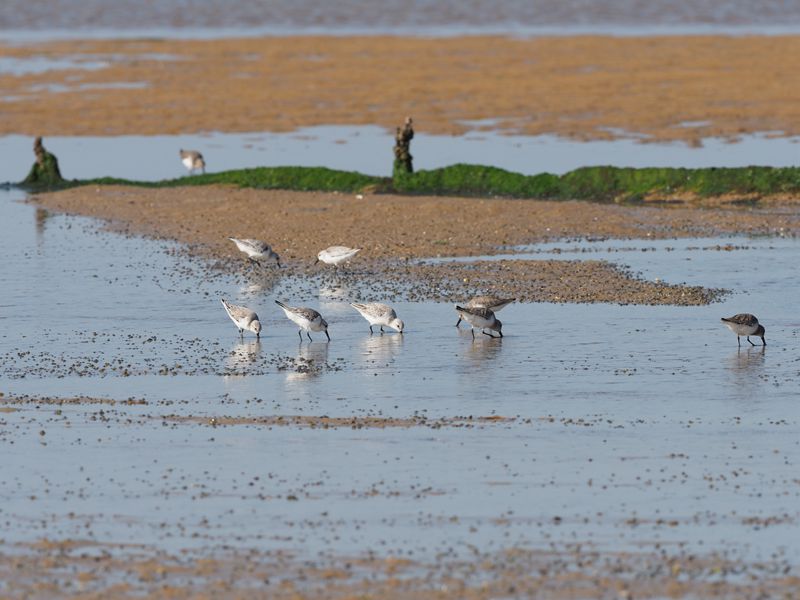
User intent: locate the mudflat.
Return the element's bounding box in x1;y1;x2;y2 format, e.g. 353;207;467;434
4;35;800;142
31;185;800;304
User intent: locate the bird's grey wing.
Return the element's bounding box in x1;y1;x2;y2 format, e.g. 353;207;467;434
729;313;758;326
294;307;322;321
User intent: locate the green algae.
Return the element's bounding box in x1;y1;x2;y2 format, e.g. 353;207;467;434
18;161;800;201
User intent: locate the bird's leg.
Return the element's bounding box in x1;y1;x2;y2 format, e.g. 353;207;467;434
482;330;497;338
298;330;303;341
471;328;475;339
747;336;756;346
239;329;243;337
737;336;741;347
761;336;766;346
380;326;385;333
455;317;462;328
369;325;374;334
307;332;313;342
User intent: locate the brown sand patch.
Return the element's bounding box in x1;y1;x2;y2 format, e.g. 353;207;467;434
1;542;795;599
32;185;800;263
4;35;800;142
30;184;800;303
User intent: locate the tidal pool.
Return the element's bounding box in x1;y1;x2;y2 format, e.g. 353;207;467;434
1;188;799;576
3;128;800;182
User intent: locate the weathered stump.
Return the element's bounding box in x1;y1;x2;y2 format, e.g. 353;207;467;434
393;116;414;175
22;137;64;186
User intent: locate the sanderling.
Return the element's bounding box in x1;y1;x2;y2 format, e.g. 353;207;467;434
275;300;330;341
315;246;361;266
455;305;503;339
721;313;766;346
179;149;205;174
228;238;282;267
455;295;516;327
350;302;404;334
221;298;262;338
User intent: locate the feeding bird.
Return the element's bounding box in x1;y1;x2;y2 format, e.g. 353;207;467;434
455;295;515;327
275;300;330;341
221;298;261;338
721;313;766;346
454;305;503;339
315;246;361;266
228;238;282;267
350;302;404;334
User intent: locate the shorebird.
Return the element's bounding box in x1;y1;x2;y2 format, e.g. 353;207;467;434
455;295;516;327
721;313;766;346
350;302;404;334
315;246;361;266
455;305;503;339
179;149;205;174
228;238;282;267
275;300;330;341
221;298;262;338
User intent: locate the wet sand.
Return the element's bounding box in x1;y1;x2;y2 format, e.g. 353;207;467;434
32;184;800;304
5;35;800;142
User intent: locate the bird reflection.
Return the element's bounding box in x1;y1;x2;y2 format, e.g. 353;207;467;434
359;330;405;366
726;346;766;389
285;341;329;382
239;275;279;298
224;338;263;372
461;328;504;365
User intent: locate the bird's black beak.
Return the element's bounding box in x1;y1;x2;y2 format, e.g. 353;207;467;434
313;258;319;266
325;330;331;341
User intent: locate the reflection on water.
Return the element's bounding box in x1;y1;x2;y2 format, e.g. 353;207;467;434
463;331;504;365
285;341;329;382
359;331;404;366
224;338;262;372
726;346;766;390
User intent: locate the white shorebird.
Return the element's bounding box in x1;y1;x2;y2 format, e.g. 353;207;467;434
721;313;766;346
315;246;361;266
221;298;262;338
350;302;404;334
228;238;282;267
454;305;503;339
455;295;515;327
275;300;330;341
179;149;205;174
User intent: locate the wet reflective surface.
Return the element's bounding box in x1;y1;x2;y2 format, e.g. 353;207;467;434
3;128;800;182
4;0;800;38
2;187;800;569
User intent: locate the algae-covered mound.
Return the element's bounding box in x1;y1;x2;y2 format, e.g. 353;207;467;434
84;166;388;193
393;163;800;200
22;137;64;187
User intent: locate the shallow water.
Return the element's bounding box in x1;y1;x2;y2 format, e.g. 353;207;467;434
3;128;800;182
3;0;800;39
1;188;800;570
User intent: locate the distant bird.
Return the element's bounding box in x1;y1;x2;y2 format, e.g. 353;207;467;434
721;313;766;346
228;238;282;267
455;295;516;327
179;149;205;174
350;302;404;334
221;298;261;338
455;305;503;339
315;246;361;266
275;300;330;341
